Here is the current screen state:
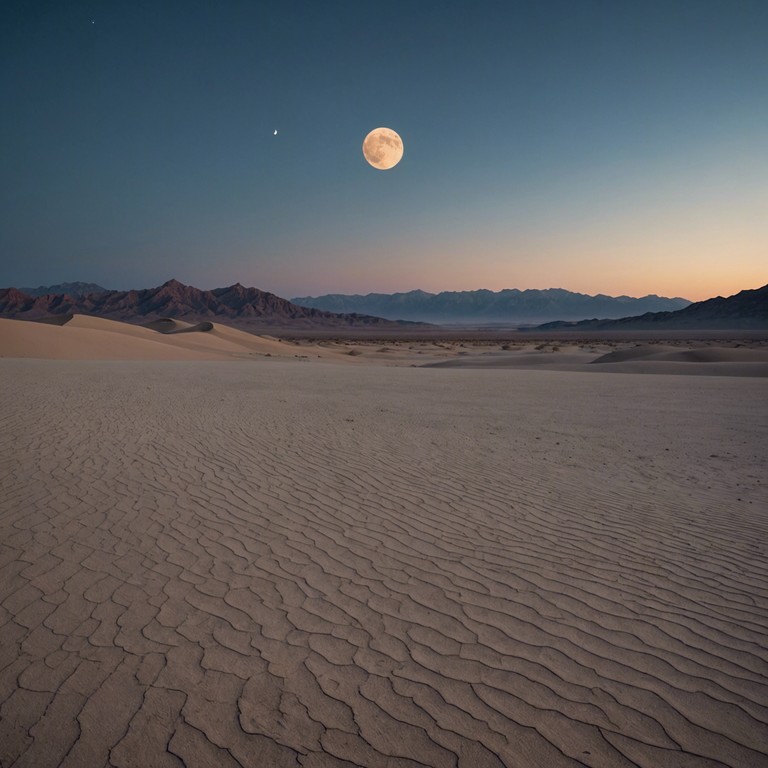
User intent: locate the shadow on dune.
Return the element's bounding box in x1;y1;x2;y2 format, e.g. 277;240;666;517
591;345;768;364
31;313;74;326
165;321;215;334
143;318;214;334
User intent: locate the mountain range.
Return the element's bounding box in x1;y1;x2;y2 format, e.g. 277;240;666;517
290;288;691;324
18;281;110;298
3;280;764;331
534;284;768;331
0;280;427;329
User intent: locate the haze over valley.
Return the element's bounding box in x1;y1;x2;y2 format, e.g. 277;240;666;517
291;287;691;324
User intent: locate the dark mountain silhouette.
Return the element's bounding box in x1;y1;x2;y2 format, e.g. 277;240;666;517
0;279;429;329
534;284;768;331
291;288;690;324
18;281;110;297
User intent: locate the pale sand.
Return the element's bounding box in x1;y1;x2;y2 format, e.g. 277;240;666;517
3;316;768;378
1;357;767;767
0;317;358;363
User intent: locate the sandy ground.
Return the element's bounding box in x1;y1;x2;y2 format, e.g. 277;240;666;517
1;355;767;767
2;316;768;378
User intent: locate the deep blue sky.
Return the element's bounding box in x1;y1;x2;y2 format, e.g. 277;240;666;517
1;0;766;300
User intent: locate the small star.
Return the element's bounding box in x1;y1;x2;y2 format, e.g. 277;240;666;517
273;129;278;136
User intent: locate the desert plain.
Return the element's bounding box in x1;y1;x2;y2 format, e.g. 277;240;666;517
1;315;767;767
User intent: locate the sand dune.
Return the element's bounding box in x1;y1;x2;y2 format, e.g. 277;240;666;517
0;359;766;767
592;344;768;364
425;344;768;377
0;316;220;361
2;317;767;377
143;318;217;334
0;316;349;362
30;313;74;326
587;345;768;377
142;318;196;332
166;321;215;333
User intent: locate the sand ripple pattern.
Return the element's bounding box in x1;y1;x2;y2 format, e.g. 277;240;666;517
1;360;767;767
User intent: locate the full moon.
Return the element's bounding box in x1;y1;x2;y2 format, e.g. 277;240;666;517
362;127;403;170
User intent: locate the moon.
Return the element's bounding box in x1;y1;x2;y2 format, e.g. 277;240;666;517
362;127;403;170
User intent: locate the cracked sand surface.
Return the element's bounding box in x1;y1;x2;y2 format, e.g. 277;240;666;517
1;359;767;767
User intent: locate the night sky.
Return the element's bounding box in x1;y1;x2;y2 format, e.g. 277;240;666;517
2;0;766;301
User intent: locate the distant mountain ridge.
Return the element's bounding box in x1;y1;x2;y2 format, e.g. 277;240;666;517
291;288;691;324
18;281;110;297
0;279;428;329
534;284;768;331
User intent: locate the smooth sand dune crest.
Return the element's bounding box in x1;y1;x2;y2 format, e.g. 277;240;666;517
0;359;766;767
30;313;75;326
0;316;224;361
587;344;768;377
165;321;215;334
143;318;217;334
142;318;196;332
66;314;192;339
591;344;768;364
0;316;350;362
162;323;365;361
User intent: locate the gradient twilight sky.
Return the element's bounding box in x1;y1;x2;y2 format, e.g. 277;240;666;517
1;1;766;301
